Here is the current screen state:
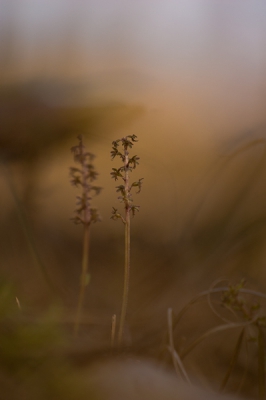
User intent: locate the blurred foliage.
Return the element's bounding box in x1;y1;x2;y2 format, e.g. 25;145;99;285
173;129;266;284
0;278;96;400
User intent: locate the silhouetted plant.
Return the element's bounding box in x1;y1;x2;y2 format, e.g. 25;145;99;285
70;135;101;337
110;134;143;345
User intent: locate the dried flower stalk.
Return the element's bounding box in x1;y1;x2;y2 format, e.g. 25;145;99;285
110;134;143;345
70;135;101;337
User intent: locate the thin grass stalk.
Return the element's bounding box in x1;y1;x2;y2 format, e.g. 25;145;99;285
167;308;191;384
173;286;266;332
219;328;245;392
74;224;90;337
181;320;255;360
236;337;249;396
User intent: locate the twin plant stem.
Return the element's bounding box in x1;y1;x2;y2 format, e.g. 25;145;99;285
70;134;143;344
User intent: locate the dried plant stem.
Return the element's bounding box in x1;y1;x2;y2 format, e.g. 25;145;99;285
110;135;142;346
118;150;131;345
167;308;191;385
70;135;101;338
181;320;255;360
74;224;90;337
219;328;245;392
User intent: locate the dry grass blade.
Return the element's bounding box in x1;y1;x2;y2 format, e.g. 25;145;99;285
236;332;249;396
167;308;191;385
174;286;266;333
219;328;245;392
181;320;255;360
207;279;233;324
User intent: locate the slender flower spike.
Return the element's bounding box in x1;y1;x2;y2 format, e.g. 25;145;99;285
70;135;102;337
110;135;143;346
110;135;143;220
70;135;102;226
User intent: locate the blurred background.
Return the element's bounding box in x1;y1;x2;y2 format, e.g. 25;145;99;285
1;0;266;364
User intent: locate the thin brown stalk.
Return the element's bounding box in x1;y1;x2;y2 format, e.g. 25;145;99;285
70;135;101;337
181;320;255;360
167;308;191;385
219;328;245;392
118;150;130;345
110;135;142;346
74;224;90;337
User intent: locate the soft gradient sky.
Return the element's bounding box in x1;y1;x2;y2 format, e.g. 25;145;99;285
1;0;265;135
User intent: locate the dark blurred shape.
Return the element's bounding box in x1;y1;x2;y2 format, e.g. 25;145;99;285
0;80;144;164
